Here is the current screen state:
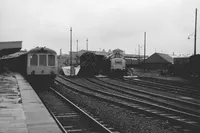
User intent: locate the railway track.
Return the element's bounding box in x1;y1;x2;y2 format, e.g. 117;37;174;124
86;77;200;115
122;77;200;99
139;77;200;89
36;86;115;133
57;75;200;133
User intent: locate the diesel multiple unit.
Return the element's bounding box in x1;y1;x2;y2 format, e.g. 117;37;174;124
0;47;58;78
27;47;58;76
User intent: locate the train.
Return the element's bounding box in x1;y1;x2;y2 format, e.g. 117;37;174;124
103;49;126;76
188;54;200;77
168;54;200;78
78;52;98;76
78;49;126;77
0;47;58;79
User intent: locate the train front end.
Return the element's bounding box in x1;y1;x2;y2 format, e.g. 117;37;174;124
27;47;58;79
107;49;126;76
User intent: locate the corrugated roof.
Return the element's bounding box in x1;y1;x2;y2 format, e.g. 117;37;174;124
145;53;173;64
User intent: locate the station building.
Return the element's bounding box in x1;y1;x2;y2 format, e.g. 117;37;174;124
0;41;22;71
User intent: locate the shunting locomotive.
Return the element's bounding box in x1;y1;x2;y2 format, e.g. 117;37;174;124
104;49;126;76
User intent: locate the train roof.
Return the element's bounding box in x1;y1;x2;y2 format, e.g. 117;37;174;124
28;47;57;54
113;49;123;53
80;51;96;57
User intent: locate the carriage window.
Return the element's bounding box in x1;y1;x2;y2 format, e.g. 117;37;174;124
39;55;47;66
30;54;38;66
48;55;55;66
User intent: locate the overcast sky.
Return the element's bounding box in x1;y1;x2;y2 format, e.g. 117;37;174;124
0;0;200;56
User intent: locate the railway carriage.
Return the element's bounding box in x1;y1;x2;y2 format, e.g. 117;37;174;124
0;46;58;79
168;54;200;78
188;54;200;77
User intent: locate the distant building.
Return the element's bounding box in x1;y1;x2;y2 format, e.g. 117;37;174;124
144;53;173;70
57;54;69;67
65;49;148;66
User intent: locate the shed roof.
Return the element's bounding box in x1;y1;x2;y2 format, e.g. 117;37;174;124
145;53;173;64
0;41;22;57
0;51;27;60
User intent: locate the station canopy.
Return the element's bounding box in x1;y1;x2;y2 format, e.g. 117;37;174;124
0;41;22;57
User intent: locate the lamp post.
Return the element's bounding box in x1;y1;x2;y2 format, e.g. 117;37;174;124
194;8;197;55
188;8;198;55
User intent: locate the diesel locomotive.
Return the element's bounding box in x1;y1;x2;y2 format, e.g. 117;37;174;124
78;49;126;77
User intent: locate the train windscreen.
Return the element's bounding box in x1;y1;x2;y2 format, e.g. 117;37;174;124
39;55;47;66
30;54;38;66
48;55;55;66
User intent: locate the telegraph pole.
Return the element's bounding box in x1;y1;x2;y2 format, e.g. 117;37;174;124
76;39;78;65
144;32;146;72
70;27;72;75
86;38;88;51
138;44;140;64
59;49;62;69
194;8;197;55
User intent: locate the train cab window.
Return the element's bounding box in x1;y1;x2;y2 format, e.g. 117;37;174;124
39;55;47;66
114;53;123;58
30;54;38;66
48;55;55;66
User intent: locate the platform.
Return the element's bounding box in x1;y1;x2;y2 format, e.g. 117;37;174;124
0;72;62;133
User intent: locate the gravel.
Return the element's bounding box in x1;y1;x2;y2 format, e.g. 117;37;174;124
54;82;181;133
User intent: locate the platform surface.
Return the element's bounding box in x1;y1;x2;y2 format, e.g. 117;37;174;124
0;72;62;133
